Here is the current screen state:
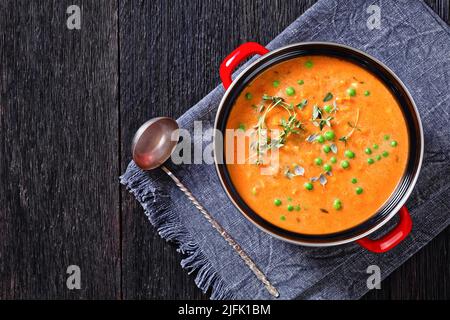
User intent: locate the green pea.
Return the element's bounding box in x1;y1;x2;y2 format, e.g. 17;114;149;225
376;155;382;161
382;151;389;157
364;90;370;96
323;164;332;172
330;157;337;164
324;105;333;113
285;87;295;96
274;199;282;206
304;182;313;191
333;199;342;210
347;87;356;97
273;80;280;88
323;145;331;153
324;131;335;141
238;123;246;131
305;60;313;68
351;178;358;184
245;92;253;100
295;205;301;211
367;158;375;164
365;147;372;155
391;140;398;147
280;215;286;221
373;144;379;150
341;160;350;169
344;150;355;159
384;134;390;141
287;204;294;212
287;196;292;202
316;135;325;144
356;187;363;195
314;157;323;166
297;79;304;85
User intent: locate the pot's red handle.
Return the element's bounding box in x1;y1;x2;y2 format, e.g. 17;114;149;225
357;206;412;253
220;42;269;89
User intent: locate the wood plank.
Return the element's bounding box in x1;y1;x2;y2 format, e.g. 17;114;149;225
426;0;450;22
0;0;120;298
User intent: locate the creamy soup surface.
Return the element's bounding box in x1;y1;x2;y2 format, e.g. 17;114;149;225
225;56;409;234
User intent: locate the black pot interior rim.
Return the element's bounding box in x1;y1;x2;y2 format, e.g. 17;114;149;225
214;42;423;244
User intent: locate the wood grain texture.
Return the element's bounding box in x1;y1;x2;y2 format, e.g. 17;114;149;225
0;0;120;298
0;0;448;300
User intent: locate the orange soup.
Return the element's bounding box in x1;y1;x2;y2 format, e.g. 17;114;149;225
225;56;409;234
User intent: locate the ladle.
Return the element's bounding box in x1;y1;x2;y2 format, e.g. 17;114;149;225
131;117;279;298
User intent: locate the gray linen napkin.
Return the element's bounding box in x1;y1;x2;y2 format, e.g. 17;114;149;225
121;0;450;299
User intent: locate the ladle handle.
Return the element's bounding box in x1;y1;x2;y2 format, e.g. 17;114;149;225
161;165;279;298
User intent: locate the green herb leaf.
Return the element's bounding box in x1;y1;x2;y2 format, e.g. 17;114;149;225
253;94;305;163
348;121;361;131
312;105;322;121
323;92;333;102
338;108;360;144
294;165;305;176
312;105;333;131
296;99;308;110
262;93;272;101
305;133;319;143
319;173;327;186
330;143;338;154
339;136;348;145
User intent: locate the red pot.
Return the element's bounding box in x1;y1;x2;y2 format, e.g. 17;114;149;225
214;42;424;253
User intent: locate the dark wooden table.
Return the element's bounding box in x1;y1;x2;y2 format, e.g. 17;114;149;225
0;0;448;299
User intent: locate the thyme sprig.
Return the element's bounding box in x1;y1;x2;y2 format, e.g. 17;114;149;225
279;115;304;144
251;94;305;164
312;105;334;130
339;108;360;145
262;94;293;109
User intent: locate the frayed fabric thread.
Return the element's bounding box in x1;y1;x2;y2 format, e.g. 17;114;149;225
120;162;236;300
